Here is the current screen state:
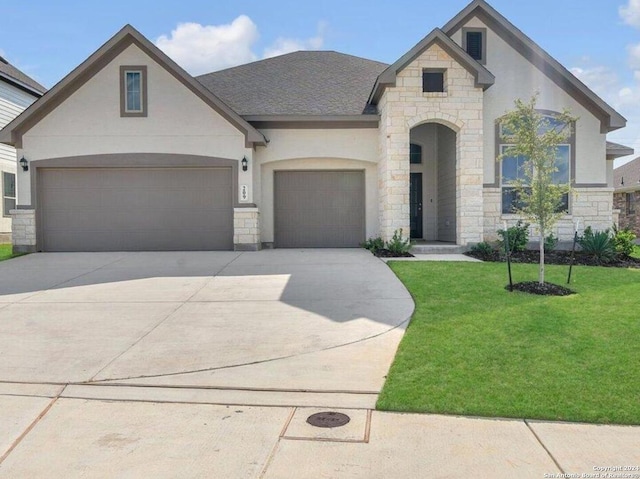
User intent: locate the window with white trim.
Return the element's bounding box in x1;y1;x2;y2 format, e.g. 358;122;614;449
2;172;16;217
499;114;571;214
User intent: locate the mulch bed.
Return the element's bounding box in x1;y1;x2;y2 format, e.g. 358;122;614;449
506;281;575;296
373;249;415;258
466;249;640;268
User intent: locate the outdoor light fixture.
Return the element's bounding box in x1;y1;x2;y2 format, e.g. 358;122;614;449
241;156;248;172
19;157;28;172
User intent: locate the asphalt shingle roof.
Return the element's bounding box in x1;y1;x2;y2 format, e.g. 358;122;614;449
614;157;640;191
0;56;46;95
196;51;388;116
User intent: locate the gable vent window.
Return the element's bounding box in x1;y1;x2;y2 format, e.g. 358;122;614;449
463;28;486;64
120;65;147;117
422;69;445;93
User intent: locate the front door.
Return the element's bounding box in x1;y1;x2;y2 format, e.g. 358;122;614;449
410;173;423;239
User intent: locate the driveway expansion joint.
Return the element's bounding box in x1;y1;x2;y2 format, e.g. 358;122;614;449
524;419;565;475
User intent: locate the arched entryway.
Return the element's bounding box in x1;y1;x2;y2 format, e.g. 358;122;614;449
409;122;457;243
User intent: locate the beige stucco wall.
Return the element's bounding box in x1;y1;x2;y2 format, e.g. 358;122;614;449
259;157;379;244
255;128;379;244
378;42;485;245
18;43;253;205
450;17;607;187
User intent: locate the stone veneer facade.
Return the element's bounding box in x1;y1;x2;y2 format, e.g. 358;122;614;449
233;207;261;251
378;43;484;245
10;209;36;253
614;191;640;237
484;188;615;242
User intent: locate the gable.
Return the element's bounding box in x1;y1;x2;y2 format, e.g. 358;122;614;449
443;0;625;133
0;25;265;149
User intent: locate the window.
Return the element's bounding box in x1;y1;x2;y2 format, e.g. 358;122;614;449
120;66;147;117
463;28;486;64
3;172;15;217
499;114;571;214
422;69;445;93
628;193;636;215
410;143;422;164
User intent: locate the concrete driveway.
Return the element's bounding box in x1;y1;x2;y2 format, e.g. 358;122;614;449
2;250;639;477
0;249;412;407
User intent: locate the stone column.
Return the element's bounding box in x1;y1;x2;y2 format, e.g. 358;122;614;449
11;209;36;253
233;207;261;251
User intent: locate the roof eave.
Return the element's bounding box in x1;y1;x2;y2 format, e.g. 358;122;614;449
0;72;45;97
1;24;264;149
442;0;626;133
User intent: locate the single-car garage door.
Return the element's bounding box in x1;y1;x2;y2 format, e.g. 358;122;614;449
274;170;365;248
38;167;233;251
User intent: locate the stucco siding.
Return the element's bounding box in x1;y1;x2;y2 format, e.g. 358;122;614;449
450;16;607;187
19;44;252;205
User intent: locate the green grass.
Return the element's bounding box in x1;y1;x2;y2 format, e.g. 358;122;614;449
0;244;24;261
378;262;640;424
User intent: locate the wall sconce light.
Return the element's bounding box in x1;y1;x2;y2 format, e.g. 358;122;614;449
241;156;248;172
19;157;28;172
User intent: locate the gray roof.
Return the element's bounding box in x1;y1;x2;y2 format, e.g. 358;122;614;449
197;51;388;116
614;157;640;192
0;56;46;96
606;141;634;158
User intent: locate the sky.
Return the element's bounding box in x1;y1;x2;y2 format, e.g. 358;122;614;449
2;0;640;166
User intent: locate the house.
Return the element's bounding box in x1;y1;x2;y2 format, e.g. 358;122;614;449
0;56;45;241
0;0;630;253
614;156;640;238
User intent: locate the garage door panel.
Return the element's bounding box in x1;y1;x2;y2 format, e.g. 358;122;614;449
39;167;233;251
274;171;365;248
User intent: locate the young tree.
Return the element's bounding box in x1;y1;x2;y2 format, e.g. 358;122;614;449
498;95;577;284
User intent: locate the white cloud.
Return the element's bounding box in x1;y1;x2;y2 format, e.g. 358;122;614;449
155;17;327;74
155;16;259;75
263;22;326;59
620;0;640;27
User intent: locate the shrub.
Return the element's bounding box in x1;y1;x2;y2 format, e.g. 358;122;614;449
471;241;495;255
578;226;616;264
386;229;411;255
612;224;637;257
497;220;530;252
361;236;384;253
544;233;558;252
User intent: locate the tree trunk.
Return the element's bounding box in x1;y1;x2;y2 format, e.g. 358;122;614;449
539;229;545;284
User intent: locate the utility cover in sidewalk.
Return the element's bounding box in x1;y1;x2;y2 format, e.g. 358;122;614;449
306;411;350;428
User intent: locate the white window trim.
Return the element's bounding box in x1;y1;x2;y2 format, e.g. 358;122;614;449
2;171;16;218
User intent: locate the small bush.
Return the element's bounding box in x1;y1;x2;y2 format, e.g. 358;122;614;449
578;226;616;264
497;220;530;252
544;233;558;252
612;224;637;257
386;229;411;255
361;236;384;253
471;242;495;255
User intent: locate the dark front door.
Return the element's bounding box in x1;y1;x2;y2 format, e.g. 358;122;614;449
410;173;423;239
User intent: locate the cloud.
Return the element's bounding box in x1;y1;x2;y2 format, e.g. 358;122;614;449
155;17;327;74
263;22;326;59
155;16;259;75
620;0;640;28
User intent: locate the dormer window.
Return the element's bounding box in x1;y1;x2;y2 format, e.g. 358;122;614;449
120;66;147;117
463;28;486;64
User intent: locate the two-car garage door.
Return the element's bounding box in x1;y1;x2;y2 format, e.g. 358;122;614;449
38;167;233;251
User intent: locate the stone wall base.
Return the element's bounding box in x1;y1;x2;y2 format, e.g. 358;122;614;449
234;207;261;251
11;209;36;253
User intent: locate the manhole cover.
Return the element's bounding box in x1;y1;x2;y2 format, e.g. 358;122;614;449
306;412;350;428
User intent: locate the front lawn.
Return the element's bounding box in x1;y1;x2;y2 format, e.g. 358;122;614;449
378;262;640;424
0;244;23;262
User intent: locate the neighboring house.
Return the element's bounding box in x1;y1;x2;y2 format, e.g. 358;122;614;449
0;0;631;252
0;56;45;239
614;156;640;238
